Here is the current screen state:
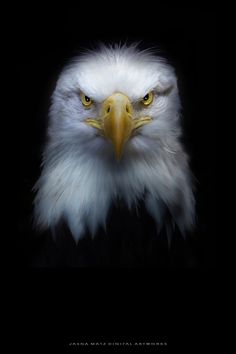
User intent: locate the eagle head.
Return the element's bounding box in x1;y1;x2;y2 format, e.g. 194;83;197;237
34;44;195;243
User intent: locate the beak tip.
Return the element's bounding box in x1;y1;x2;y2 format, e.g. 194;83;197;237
115;150;123;161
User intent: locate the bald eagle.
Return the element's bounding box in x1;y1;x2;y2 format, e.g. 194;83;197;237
33;44;195;246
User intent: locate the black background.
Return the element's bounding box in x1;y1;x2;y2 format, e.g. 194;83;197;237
14;3;216;352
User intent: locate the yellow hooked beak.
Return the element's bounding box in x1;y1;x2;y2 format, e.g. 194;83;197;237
85;93;152;160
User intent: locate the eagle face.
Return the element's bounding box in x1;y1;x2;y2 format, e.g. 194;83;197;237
34;44;195;242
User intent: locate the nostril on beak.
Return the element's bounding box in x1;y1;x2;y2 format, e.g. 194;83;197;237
126;104;130;113
106;106;111;113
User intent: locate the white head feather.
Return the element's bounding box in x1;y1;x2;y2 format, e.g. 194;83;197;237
34;44;195;242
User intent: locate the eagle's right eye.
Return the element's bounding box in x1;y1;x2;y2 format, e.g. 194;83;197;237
81;93;93;108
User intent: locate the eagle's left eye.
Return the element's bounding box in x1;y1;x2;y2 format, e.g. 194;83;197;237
81;93;93;108
141;91;154;106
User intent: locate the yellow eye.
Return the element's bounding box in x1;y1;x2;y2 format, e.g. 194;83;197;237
81;93;93;107
141;91;154;106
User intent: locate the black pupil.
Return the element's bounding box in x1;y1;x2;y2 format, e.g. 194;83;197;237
143;94;149;101
85;96;90;102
